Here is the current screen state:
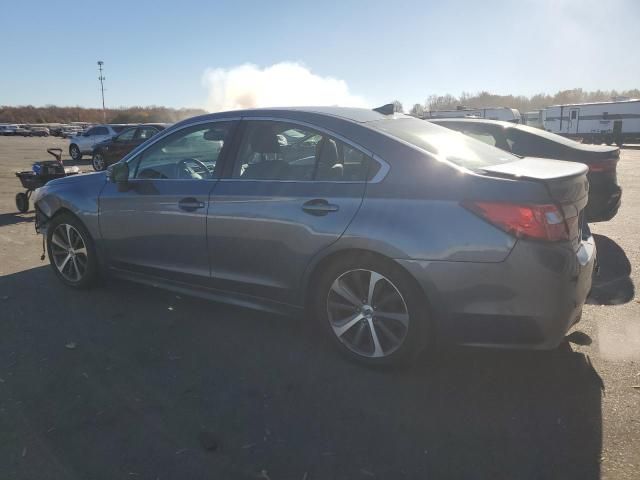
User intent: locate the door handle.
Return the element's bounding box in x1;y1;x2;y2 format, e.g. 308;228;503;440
178;197;205;212
302;199;339;216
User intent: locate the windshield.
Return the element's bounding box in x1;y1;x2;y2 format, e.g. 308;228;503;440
111;125;129;133
371;117;517;169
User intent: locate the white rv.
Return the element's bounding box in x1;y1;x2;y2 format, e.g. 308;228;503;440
424;107;521;123
542;99;640;145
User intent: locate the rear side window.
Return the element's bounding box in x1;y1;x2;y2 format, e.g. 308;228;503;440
232;121;378;181
373;118;516;169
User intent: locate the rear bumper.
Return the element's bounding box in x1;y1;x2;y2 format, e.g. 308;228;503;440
586;184;621;222
397;235;596;350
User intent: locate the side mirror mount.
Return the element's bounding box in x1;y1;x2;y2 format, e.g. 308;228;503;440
108;162;129;184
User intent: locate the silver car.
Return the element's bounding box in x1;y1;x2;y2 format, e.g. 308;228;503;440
68;124;131;160
33;107;596;366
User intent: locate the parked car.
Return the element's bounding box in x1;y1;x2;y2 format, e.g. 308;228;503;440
68;124;131;160
30;127;50;137
429;118;622;222
62;127;83;139
0;125;18;136
33;107;595;366
91;123;169;171
14;126;31;136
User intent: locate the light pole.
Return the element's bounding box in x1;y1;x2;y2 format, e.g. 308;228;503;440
97;61;106;122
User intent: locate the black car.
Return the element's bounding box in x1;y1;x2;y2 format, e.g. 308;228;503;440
430;118;621;222
91;123;169;171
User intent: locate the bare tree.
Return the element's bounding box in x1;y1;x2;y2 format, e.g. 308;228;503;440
408;103;424;117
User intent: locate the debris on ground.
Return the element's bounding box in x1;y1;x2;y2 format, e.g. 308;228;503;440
64;342;77;350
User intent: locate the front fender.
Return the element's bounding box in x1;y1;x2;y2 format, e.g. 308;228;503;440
35;173;106;241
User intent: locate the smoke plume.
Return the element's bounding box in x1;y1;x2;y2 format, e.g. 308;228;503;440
203;62;367;112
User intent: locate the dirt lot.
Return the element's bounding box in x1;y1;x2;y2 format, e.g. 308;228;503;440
0;136;638;479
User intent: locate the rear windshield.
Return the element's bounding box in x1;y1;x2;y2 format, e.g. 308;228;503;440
371;117;517;169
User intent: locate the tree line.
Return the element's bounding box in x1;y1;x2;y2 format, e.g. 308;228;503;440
0;105;208;124
400;88;640;117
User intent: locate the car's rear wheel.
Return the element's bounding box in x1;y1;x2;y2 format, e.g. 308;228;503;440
314;255;430;366
46;214;99;288
69;144;82;161
92;152;106;171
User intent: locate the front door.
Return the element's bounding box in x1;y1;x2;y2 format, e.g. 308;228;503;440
99;121;236;283
567;108;580;134
106;127;137;164
206;119;375;304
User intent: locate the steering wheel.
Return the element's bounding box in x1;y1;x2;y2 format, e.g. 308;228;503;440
177;158;210;179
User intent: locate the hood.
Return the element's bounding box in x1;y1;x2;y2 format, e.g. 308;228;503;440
46;170;107;187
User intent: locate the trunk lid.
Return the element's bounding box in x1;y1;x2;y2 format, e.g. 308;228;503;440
481;157;589;248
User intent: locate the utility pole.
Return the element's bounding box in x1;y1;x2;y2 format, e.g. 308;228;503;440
97;61;106;122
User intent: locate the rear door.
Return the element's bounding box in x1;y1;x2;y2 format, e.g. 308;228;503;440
99;120;236;283
206;119;377;304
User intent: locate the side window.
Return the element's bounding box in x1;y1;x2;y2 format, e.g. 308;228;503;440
570;110;577;120
117;128;136;142
233;121;376;182
84;127;97;136
135;127;158;140
94;127;108;135
233;122;322;180
129;122;233;180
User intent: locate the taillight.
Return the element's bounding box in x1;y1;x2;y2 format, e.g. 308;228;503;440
588;158;618;173
463;201;569;242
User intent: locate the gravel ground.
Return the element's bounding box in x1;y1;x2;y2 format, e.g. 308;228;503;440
0;136;638;479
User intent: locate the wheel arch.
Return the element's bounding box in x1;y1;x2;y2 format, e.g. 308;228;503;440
302;247;431;314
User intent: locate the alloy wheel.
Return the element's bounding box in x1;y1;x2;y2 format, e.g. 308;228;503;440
93;153;105;171
50;223;88;282
326;269;409;358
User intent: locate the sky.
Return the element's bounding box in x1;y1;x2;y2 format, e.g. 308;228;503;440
1;0;639;111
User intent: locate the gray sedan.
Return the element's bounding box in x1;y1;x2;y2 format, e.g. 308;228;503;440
33;107;596;366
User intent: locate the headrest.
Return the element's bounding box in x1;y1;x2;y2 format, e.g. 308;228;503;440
250;125;281;154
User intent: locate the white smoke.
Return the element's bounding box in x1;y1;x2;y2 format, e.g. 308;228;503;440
202;62;368;112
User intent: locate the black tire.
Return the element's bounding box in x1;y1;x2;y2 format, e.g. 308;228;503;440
69;144;82;161
313;254;431;367
15;192;29;213
46;213;100;288
92;151;107;171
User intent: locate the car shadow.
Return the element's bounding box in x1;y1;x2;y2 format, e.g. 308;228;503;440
587;234;634;305
0;266;603;479
0;212;35;226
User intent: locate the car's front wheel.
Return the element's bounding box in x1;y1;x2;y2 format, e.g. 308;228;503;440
314;255;430;366
69;144;82;161
46;214;99;288
92;151;106;171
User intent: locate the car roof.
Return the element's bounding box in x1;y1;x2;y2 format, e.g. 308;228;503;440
179;107;409;126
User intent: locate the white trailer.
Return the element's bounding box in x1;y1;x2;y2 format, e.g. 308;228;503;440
542;99;640;146
424;107;521;123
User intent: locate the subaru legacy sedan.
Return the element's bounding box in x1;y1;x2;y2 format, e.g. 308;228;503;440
33;107;595;366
